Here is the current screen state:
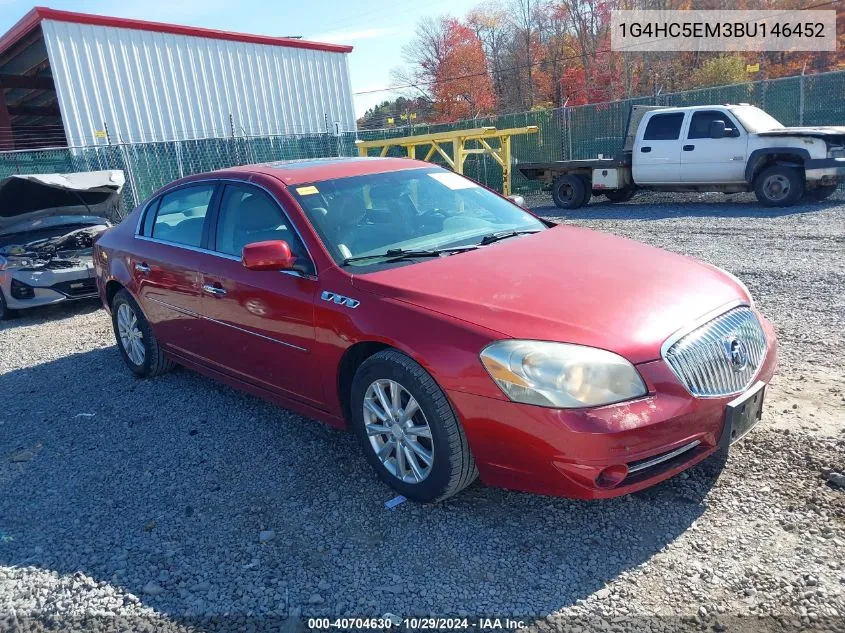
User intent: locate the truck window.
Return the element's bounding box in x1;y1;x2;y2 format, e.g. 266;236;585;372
643;113;684;141
688;111;738;139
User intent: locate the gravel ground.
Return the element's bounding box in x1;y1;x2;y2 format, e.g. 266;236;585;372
1;191;844;632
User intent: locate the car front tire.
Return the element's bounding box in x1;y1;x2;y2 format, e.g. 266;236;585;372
350;350;478;502
754;165;804;207
111;289;175;378
0;289;8;321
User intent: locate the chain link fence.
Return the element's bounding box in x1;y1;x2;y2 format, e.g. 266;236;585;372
1;69;844;210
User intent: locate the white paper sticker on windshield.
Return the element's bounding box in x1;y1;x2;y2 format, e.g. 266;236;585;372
428;172;479;190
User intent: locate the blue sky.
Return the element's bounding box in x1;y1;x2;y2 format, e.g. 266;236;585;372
0;0;481;117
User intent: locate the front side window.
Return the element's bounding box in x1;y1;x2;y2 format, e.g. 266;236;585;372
149;184;215;247
289;167;546;267
643;113;685;141
214;184;313;273
688;110;740;139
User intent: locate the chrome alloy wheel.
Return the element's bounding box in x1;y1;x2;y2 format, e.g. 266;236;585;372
763;173;790;201
117;302;145;366
363;379;434;483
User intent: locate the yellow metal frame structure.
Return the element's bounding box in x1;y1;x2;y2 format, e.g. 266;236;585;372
355;126;539;196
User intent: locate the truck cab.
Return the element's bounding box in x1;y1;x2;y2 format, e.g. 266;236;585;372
633;107;749;185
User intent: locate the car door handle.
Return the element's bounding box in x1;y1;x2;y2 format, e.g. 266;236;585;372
202;283;226;296
640;146;651;153
683;144;695;151
134;262;151;274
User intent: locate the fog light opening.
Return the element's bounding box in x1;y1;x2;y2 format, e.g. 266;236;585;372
596;464;629;489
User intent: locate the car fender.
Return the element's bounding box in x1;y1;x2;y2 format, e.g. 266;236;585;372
314;275;510;418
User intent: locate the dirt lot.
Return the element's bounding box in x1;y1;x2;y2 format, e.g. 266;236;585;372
1;191;843;632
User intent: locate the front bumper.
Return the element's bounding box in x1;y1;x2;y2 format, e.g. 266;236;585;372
450;315;778;499
1;261;98;310
805;157;845;182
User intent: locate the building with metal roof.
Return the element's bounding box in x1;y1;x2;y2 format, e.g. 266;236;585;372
0;7;355;150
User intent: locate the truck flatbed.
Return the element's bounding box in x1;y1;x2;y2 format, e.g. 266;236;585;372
519;156;631;181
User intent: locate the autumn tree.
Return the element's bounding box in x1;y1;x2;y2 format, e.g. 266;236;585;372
387;0;845;124
433;19;497;120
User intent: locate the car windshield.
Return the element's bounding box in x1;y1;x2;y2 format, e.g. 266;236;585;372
289;166;545;266
731;106;785;133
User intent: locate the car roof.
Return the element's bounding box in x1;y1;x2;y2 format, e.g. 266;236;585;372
225;157;430;186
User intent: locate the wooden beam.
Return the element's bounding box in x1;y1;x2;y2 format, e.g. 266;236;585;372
8;104;60;117
0;88;13;150
0;73;55;90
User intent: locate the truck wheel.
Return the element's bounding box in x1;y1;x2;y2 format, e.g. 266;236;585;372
552;175;588;209
604;188;636;203
805;184;838;201
754;165;804;207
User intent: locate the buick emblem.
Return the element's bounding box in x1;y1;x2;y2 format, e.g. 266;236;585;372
724;336;749;371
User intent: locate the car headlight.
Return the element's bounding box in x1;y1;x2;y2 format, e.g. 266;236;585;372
479;340;647;408
0;255;7;271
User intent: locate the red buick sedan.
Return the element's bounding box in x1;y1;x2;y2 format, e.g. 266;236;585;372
94;158;777;502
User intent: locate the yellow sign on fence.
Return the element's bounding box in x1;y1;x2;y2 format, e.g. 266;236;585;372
746;63;760;73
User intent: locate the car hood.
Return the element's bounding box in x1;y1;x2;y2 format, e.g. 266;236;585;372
351;225;748;364
0;170;124;234
756;126;845;141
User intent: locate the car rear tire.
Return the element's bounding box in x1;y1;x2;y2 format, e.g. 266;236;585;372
604;188;636;203
754;165;804;207
552;174;589;209
111;289;175;378
0;289;8;320
350;349;478;502
805;183;838;201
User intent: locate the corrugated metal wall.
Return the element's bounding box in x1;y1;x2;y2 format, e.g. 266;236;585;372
41;19;356;147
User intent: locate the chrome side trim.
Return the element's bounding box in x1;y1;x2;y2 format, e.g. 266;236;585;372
147;296;200;317
627;440;701;474
146;297;308;352
202;315;308;352
134;236;314;280
134;177;318;280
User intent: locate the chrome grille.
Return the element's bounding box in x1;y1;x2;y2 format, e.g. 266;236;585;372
663;307;767;397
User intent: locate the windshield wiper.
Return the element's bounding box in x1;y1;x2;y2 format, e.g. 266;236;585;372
477;229;543;246
343;245;477;265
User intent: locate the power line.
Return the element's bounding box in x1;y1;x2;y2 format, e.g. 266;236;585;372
353;0;841;96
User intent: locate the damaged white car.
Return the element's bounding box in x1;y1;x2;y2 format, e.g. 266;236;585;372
0;170;125;319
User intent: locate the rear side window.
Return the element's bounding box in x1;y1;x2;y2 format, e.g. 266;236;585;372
688;110;738;139
149;185;215;247
643;113;685;141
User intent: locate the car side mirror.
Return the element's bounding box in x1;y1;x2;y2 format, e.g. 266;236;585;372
507;194;527;208
709;120;727;139
242;240;297;271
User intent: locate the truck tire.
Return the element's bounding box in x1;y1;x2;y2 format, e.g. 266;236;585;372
754;165;804;207
604;188;636;203
552;174;588;209
805;184;838;201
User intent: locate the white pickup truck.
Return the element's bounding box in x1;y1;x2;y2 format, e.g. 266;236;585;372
519;104;845;208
